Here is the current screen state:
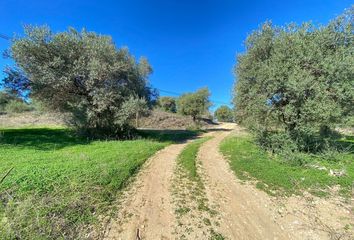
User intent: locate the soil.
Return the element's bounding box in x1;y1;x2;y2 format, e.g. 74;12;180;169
103;123;354;240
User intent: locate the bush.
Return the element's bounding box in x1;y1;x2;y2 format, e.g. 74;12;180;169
255;130;297;153
4;100;33;113
157;96;176;113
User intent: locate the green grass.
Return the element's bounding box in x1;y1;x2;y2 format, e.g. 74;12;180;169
0;127;198;239
220;135;354;197
178;137;212;180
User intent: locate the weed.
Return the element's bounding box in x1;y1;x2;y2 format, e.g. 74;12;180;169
209;229;225;240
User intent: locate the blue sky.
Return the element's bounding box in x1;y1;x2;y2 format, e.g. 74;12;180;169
0;0;352;109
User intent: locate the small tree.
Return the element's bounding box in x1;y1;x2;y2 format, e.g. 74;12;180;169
215;105;233;122
177;88;211;121
157;96;176;113
7;25;154;138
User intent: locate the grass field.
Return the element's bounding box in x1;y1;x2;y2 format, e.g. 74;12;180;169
220;135;354;197
0;127;198;239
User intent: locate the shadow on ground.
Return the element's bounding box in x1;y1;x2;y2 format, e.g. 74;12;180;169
0;128;90;150
0;124;235;151
0;127;206;150
138;126;233;143
137;129;201;143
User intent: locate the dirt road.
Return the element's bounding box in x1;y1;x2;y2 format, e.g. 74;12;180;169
104;142;188;240
104;123;352;239
198;124;293;239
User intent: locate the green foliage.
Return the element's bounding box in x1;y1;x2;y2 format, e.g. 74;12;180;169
9;25;154;138
214;105;233;122
0;91;34;113
234;7;354;152
0;127;198;239
177;87;211;121
220;135;354;197
157;96;176;113
4;100;34;113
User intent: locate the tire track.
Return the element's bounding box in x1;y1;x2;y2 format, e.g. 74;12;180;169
104;142;188;240
198;123;293;240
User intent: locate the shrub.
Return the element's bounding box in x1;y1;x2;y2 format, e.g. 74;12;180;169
157;96;176;113
4;100;33;113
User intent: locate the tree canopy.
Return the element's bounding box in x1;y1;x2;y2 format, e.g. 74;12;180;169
157;96;176;113
214;105;233;122
234;7;354;151
7;25;154;138
177;87;211;121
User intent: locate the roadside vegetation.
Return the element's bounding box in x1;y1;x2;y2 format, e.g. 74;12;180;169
221;134;354;197
0;127;199;239
228;7;354;197
234;7;353;153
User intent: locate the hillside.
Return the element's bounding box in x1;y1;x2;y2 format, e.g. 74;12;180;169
0;112;65;128
138;109;215;130
0;110;216;130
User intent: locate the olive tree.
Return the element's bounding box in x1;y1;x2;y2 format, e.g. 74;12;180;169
8;25;154;138
157;96;176;113
234;7;354;151
214;105;233;122
177;87;211;121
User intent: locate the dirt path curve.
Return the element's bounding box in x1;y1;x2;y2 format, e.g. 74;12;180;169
198;123;295;240
104;123;296;240
104;141;189;240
